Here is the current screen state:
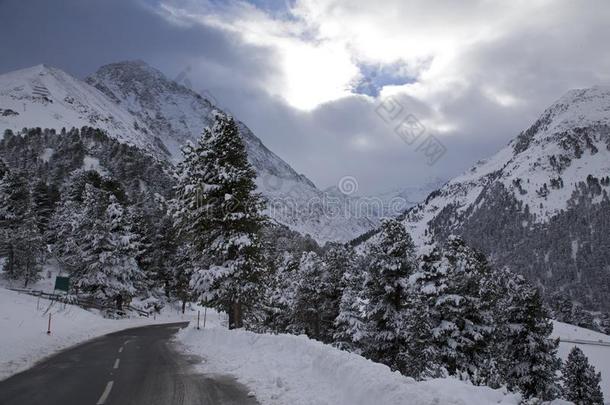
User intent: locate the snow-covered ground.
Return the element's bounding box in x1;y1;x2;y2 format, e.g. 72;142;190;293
553;321;610;400
176;314;529;405
0;287;195;381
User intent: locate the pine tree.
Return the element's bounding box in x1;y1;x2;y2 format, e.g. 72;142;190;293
412;236;496;382
562;346;604;404
318;243;353;342
0;168;44;284
400;291;440;379
31;180;59;235
360;218;417;372
262;252;300;333
131;193;177;310
11;213;45;287
290;251;326;338
501;281;561;400
169;243;195;314
334;255;366;353
77;189;144;309
175;113;267;329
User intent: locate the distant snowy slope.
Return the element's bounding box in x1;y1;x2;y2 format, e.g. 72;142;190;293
403;86;610;311
0;64;166;157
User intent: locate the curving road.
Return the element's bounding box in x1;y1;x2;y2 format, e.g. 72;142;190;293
0;322;259;405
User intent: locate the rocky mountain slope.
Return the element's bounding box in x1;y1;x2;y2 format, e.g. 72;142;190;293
403;86;610;311
0;62;386;243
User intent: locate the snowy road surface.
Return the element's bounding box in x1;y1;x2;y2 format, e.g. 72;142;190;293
0;322;259;405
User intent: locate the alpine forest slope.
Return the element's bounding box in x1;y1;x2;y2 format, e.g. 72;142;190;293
0;61;378;243
403;86;610;312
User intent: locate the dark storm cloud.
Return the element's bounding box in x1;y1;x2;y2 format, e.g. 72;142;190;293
0;0;277;85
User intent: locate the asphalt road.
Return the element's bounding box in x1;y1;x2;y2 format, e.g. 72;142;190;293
0;322;259;405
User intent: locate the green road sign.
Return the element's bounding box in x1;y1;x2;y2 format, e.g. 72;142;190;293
54;276;70;293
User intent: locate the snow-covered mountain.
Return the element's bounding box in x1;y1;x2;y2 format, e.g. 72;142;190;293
0;64;165;156
403;86;610;311
0;62;386;243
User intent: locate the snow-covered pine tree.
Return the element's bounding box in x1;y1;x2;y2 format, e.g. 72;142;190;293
412;236;496;381
290;251;326;338
0;167;44;284
170;243;195;314
131;192;177;311
360;218;417;372
259;251;300;333
400;290;440;379
31;180;59;235
562;346;604;404
11;213;44;287
498;275;561;400
175;112;267;329
334;254;366;353
77;188;144;309
318;243;354;342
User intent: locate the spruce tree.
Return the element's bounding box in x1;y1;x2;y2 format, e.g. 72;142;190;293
562;346;604;405
175;113;267;329
260;252;301;333
412;236;496;382
334;255;366;353
501;281;561;400
290;251;326;338
11;213;44;287
77;189;144;308
400;291;440;379
360;218;417;372
0;168;44;284
319;243;353;342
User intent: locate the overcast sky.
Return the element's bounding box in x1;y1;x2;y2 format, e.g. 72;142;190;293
1;0;609;194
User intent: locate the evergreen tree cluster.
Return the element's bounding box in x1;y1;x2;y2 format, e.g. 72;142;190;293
257;218;569;401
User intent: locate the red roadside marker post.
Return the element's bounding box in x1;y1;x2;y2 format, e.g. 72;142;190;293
197;310;200;330
47;313;51;335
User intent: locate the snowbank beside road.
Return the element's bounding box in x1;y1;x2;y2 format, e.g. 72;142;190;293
0;287;193;380
177;321;526;405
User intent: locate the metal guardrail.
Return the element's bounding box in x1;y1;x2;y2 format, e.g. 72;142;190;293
8;288;149;317
558;338;610;347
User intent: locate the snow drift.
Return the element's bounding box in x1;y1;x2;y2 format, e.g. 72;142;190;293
177;319;532;405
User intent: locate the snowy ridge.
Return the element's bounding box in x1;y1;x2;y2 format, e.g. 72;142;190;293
404;86;610;246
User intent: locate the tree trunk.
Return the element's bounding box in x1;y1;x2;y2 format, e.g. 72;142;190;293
181;299;186;314
228;301;243;329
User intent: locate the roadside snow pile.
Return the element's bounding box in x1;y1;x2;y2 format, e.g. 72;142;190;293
553;321;610;398
0;287;191;380
177;323;525;405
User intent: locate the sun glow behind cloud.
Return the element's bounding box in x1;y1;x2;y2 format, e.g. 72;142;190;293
155;0;551;116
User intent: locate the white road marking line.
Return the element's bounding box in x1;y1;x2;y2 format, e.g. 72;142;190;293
118;347;123;353
113;358;120;369
96;381;114;405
